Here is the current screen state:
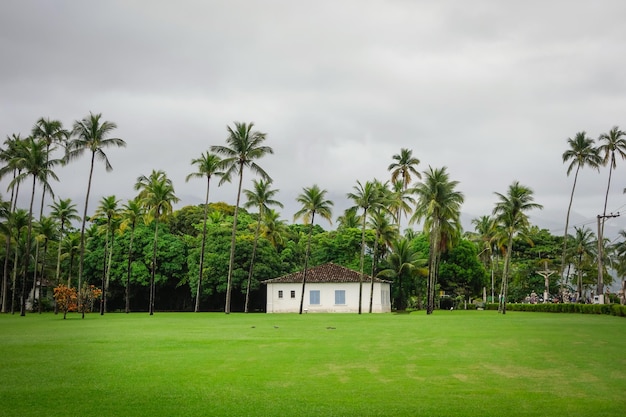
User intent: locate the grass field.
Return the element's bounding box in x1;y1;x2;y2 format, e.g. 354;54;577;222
1;311;624;417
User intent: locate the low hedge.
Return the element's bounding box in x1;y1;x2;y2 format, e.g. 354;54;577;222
484;302;626;317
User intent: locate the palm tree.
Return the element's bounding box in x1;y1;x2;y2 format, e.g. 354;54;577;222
33;216;57;313
31;119;69;295
388;179;415;227
243;179;283;312
261;209;287;249
61;232;81;288
66;112;125;300
493;181;543;314
388;148;421;229
560;132;602;293
570;226;597;302
9;136;61;316
336;207;361;230
378;238;427;310
411;166;464;314
347;180;385;314
211;122;273;313
185;151;224;312
294;185;333;314
8;209;29;314
135;170;179;315
598;126;626;219
120;198;143;313
49;198;80;289
92;195;120;314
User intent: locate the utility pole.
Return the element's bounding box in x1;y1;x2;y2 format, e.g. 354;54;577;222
537;260;555;303
597;212;620;304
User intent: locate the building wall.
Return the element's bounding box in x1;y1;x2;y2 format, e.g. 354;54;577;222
265;282;391;313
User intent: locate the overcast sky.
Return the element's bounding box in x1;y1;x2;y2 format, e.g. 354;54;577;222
2;0;626;240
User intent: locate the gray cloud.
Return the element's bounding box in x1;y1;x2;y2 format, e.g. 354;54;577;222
2;0;626;238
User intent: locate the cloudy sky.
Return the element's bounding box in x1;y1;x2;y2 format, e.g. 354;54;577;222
2;0;626;240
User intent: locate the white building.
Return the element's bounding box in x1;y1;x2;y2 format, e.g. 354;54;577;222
262;262;392;313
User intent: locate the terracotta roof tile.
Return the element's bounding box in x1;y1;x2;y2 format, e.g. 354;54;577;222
262;262;391;284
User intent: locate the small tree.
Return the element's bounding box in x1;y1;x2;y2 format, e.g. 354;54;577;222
53;284;77;319
77;284;102;319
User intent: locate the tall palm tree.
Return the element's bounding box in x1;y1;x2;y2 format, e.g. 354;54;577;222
294;184;333;314
49;198;80;289
493;181;543;314
66;112;125;299
411;166;464;314
388;148;421;229
31;119;69;296
0;134;26;313
9;136;61;316
560;132;602;293
120;198;143;313
185;151;224;312
211;122;273;313
596;126;626;296
0;197;10;312
135;170;179;315
598;126;626;219
243;179;283;312
93;195;120;314
347;179;385;314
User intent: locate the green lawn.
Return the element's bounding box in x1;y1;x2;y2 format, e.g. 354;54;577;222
1;311;624;417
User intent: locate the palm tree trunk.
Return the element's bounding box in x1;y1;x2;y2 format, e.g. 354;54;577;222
149;219;160;315
358;209;367;315
125;223;135;314
100;230;109;315
225;165;244;314
21;175;37;316
195;179;211;313
1;169;17;313
426;223;440;315
78;153;96;300
299;213;315;314
11;233;20;314
560;167;579;298
500;234;514;315
103;230;114;314
369;231;379;313
38;240;49;314
244;216;262;313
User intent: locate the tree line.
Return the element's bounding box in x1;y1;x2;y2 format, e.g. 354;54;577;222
1;116;625;316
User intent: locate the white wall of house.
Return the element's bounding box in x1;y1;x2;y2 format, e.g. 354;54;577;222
265;282;391;313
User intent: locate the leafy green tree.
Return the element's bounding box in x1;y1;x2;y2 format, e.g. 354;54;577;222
261;209;287;249
388;148;421;229
66;112;125;300
294;184;333;314
336;207;361;230
135;170;179;315
185;151;224;312
411;166;464;314
211;122;273;313
243;179;282;312
560;132;602;291
9;136;61;315
439;238;488;301
493;181;543;313
347;179;385;314
469;215;498;301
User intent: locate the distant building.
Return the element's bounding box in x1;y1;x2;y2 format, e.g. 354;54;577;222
262;262;392;313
